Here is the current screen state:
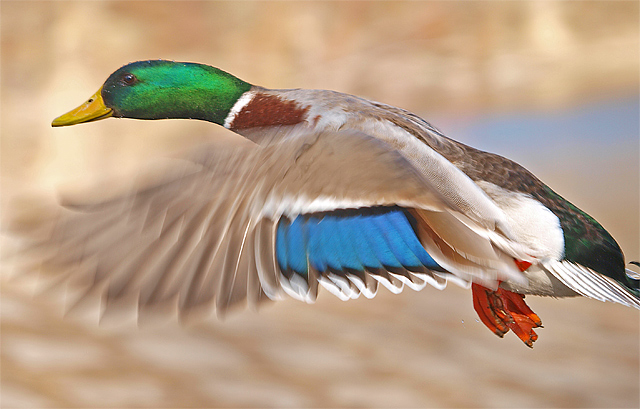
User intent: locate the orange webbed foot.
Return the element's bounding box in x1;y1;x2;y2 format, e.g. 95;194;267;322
472;283;543;348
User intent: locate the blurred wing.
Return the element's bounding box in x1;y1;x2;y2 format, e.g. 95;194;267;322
9;128;535;321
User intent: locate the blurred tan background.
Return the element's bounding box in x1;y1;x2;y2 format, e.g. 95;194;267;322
1;1;639;408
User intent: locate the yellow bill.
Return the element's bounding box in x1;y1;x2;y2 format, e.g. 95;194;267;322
51;87;113;127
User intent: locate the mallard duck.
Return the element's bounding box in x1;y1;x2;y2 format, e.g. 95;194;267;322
42;60;638;347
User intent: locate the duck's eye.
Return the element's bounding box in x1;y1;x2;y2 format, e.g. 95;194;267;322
121;73;137;85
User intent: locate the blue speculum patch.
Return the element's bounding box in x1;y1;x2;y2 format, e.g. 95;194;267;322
276;206;445;279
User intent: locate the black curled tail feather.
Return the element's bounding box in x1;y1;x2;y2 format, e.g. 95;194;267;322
625;262;640;296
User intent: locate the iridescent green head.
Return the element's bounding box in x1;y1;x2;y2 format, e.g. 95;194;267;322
52;60;252;127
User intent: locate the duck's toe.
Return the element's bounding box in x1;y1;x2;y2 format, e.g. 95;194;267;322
472;283;510;337
472;283;542;348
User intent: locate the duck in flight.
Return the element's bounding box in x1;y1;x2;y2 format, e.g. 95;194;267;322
44;60;639;347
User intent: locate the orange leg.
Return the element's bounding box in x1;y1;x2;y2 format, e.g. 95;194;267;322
471;283;543;348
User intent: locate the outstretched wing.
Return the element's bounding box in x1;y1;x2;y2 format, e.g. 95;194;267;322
7;129;535;322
